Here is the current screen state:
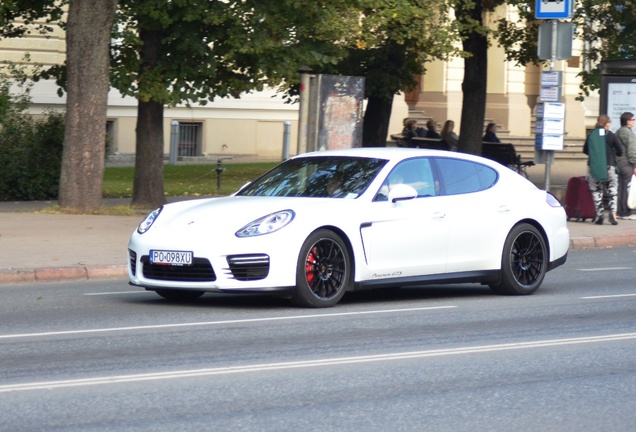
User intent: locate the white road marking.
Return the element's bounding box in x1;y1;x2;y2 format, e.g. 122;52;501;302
84;291;152;296
2;332;635;393
0;306;457;340
582;293;636;299
578;267;632;271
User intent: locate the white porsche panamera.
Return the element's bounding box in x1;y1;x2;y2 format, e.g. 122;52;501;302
128;147;569;308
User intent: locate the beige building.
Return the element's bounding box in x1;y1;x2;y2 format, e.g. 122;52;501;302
2;18;304;161
1;5;599;170
406;7;599;140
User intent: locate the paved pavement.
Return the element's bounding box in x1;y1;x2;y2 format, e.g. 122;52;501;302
1;162;636;285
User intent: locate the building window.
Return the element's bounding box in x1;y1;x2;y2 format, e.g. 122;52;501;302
179;122;202;157
106;120;116;155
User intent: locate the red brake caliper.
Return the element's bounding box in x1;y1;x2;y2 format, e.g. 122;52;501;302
305;247;318;286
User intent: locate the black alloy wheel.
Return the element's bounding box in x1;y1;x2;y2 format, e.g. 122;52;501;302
489;223;547;295
291;229;352;308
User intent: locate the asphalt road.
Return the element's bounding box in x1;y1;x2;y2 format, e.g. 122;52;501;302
1;247;635;432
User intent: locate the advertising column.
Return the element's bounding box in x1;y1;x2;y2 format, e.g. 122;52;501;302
298;74;365;154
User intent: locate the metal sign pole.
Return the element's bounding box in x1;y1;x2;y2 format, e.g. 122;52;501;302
543;20;559;192
536;0;573;192
169;120;179;166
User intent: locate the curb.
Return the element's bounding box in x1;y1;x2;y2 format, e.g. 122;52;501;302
0;265;127;284
569;235;636;250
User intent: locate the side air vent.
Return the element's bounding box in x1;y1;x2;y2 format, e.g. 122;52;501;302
226;254;270;281
128;249;137;276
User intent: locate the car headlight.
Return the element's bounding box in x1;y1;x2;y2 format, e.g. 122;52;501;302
137;207;162;234
236;210;295;237
546;192;562;208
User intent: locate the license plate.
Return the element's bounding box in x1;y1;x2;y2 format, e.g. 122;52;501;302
150;250;193;266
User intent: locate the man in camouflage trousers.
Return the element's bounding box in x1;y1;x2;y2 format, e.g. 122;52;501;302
584;115;623;225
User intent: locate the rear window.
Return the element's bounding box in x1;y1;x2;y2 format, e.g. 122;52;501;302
434;158;498;195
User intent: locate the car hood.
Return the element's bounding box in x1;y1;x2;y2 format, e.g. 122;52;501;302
148;195;341;234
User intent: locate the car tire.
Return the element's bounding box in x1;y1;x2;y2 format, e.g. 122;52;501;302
489;223;547;295
154;289;205;301
291;229;352;308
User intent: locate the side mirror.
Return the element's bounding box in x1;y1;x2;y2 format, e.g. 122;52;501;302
388;183;418;203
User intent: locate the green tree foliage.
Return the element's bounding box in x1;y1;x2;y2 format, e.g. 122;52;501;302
324;1;460;100
110;0;363;207
495;0;636;100
2;1;461;206
575;0;636;97
303;0;462;147
112;0;353;106
0;0;62;38
492;0;540;67
451;0;507;155
107;1;465;204
1;0;116;211
0;75;64;200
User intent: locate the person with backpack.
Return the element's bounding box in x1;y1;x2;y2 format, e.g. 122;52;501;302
583;115;623;225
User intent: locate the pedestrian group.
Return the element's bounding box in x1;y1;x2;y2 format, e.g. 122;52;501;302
584;112;636;225
401;118;499;151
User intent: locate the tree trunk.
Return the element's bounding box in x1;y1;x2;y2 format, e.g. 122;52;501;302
131;29;166;208
132;100;166;208
58;0;117;211
362;95;393;147
456;1;488;156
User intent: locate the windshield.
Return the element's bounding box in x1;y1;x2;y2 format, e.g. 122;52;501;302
237;156;388;198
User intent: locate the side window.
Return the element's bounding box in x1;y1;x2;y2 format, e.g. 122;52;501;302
374;158;436;201
434;158;497;195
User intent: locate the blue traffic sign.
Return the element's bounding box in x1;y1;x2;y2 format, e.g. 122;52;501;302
535;0;573;19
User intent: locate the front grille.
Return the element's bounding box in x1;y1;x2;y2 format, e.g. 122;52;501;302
129;249;137;276
140;256;216;282
226;254;270;281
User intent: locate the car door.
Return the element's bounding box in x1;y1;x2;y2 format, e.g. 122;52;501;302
360;157;450;278
432;157;508;272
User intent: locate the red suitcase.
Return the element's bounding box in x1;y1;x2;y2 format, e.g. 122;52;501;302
564;176;596;221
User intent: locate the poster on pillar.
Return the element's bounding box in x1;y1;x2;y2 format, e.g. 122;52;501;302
606;81;636;133
318;75;365;151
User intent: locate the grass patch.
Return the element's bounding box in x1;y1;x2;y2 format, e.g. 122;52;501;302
25;162;278;215
103;162;278;198
39;204;150;216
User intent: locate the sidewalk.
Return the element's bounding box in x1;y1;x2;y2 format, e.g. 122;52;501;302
0;210;141;284
2;160;636;284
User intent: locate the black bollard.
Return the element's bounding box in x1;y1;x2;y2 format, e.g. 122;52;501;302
215;159;225;191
